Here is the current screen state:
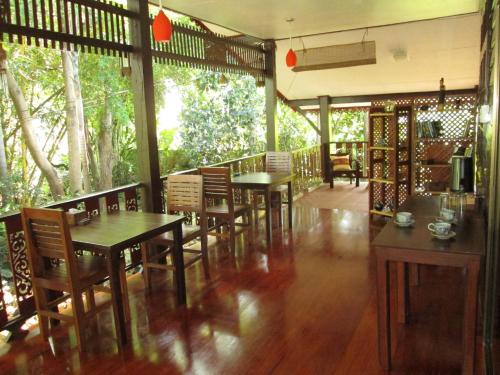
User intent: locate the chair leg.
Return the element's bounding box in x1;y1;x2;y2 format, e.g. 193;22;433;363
330;178;334;188
119;262;131;322
35;287;50;340
141;243;152;291
229;223;236;255
253;191;259;225
277;194;283;228
85;289;96;313
201;234;210;280
71;290;87;351
356;173;360;187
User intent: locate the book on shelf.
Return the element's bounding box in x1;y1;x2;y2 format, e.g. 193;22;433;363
416;120;442;139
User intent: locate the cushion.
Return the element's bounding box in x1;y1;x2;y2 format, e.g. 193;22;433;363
331;155;351;172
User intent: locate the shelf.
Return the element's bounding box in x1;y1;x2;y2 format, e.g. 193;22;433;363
418;164;451;168
370;209;394;217
370;178;394;184
370;112;395;117
369;146;394;151
417;137;473;143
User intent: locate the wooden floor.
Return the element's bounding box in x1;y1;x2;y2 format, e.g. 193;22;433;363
0;182;484;374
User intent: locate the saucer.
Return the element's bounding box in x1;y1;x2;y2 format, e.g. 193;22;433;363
430;230;456;240
436;216;458;225
394;219;415;228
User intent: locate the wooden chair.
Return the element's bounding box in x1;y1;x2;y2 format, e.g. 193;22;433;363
200;167;252;254
253;151;292;226
21;207;129;351
141;175;209;290
329;152;360;188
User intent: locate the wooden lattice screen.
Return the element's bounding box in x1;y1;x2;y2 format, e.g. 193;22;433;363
151;22;266;79
0;0;266;77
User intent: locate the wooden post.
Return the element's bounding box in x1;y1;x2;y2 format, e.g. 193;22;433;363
127;0;163;213
264;40;278;151
319;95;331;181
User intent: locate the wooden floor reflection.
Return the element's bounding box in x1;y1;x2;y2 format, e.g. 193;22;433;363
0;184;484;374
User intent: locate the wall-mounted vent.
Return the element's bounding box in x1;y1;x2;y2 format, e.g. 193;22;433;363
292;41;376;72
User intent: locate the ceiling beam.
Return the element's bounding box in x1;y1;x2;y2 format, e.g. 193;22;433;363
289;88;478;108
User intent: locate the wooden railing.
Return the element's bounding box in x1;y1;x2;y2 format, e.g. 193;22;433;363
328;141;369;178
0;183;142;329
160;145;323;207
0;145;322;331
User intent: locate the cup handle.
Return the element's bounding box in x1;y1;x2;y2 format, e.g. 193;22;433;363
427;223;436;232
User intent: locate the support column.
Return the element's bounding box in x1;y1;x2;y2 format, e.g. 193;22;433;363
319;95;331;181
127;0;162;213
264;40;278;151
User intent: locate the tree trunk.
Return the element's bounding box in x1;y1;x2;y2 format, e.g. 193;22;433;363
62;50;83;196
3;58;65;200
70;52;91;193
98;95;114;190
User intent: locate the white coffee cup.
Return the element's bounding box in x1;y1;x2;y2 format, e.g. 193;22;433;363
428;222;451;235
396;212;412;223
440;208;455;221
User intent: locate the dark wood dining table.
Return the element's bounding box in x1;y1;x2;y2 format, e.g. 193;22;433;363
231;172;294;243
371;195;484;375
70;210;185;349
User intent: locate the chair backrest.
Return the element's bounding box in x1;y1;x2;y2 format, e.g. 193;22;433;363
199;167;234;210
265;152;292;173
21;207;77;281
166;174;204;214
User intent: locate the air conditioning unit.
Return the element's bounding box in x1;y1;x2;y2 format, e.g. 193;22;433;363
292;41;376;72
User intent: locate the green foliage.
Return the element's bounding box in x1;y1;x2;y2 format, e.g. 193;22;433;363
330;110;367;141
278;104;318;151
177;72;266;167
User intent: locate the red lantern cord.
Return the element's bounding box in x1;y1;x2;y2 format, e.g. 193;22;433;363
153;1;173;43
285;19;296;68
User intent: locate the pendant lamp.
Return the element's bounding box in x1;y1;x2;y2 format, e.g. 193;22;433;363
153;0;173;43
285;18;297;68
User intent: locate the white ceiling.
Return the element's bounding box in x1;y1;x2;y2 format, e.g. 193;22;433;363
157;1;481;99
161;0;479;39
277;14;481;99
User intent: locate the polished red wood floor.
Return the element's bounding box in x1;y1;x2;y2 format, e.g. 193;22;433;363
0;183;484;374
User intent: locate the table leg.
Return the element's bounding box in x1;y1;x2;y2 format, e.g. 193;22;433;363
287;181;293;228
462;260;480;375
409;263;420;286
376;254;391;371
172;222;187;305
397;262;409;324
265;187;272;244
107;250;127;348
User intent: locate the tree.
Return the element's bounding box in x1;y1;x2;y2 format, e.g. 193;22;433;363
2;54;65;200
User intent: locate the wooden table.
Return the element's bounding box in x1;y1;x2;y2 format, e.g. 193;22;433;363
71;210;185;348
231;172;293;243
372;196;484;375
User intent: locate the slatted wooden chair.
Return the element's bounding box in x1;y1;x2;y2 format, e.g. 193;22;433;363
253;151;292;226
21;207;129;351
141;175;209;290
199;167;252;254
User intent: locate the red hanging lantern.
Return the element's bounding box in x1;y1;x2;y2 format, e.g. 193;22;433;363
153;8;172;43
286;48;297;68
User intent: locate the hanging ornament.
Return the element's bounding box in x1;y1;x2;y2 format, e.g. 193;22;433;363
437;77;446;112
285;18;296;68
286;48;297;68
153;1;173;43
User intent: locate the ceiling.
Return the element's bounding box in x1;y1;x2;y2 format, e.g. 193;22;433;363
276;13;480;100
160;0;479;40
156;1;481;100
